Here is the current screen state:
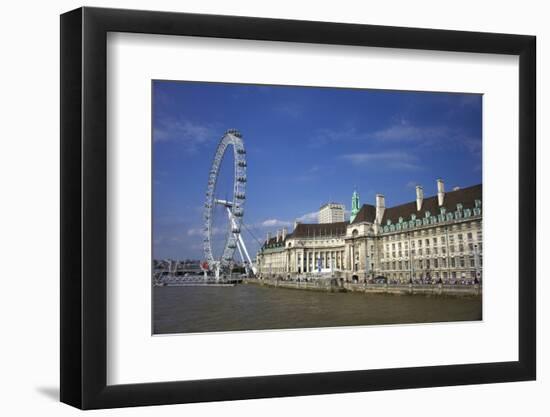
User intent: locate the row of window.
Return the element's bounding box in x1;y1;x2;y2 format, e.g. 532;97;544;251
382;221;482;242
382;208;481;233
381;255;483;271
385;270;479;281
383;242;483;259
385;232;482;249
383;231;482;254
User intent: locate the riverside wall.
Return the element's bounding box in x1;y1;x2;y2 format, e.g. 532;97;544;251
245;278;481;297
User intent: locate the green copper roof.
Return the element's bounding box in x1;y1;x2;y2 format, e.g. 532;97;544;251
350;190;360;223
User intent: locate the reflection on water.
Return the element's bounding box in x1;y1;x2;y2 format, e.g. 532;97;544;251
153;284;482;334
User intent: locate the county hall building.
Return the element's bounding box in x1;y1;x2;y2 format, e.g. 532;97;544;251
256;179;482;283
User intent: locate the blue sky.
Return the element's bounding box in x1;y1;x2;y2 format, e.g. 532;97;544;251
153;81;482;260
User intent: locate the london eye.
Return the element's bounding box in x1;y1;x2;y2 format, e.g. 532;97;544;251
203;129;254;278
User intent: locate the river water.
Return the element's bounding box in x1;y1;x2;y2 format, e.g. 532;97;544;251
153;283;482;334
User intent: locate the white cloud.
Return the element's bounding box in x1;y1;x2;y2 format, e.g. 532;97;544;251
275;102;304;118
257;211;319;230
186;228;201;236
341;152;420;170
369;122;448;143
296;211;318;223
310;126;367;147
312;121;481;158
153;117;216;151
260;219;292;228
369;121;482;157
296;165;321;182
311;122;448;147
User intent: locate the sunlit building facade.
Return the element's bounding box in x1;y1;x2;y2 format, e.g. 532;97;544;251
256;180;483;283
318;203;345;224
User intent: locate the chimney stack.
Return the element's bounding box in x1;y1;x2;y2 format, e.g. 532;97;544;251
375;194;386;224
282;228;287;240
416;185;424;211
437;179;445;206
276;230;281;242
266;232;271;243
294;220;300;230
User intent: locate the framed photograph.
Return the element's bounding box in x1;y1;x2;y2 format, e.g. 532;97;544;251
60;6;536;409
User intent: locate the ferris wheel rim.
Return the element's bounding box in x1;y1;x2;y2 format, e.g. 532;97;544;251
203;129;247;270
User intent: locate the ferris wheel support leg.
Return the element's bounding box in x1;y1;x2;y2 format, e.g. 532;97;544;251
237;233;252;265
235;235;245;263
235;237;251;276
237;233;256;274
224;206;255;274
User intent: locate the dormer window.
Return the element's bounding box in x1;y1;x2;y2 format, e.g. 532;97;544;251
386;219;392;225
440;207;446;215
411;214;416;221
475;199;481;208
398;217;403;223
457;203;463;211
425;211;431;218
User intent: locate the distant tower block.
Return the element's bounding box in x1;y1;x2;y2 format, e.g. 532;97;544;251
350;189;360;223
319;203;345;224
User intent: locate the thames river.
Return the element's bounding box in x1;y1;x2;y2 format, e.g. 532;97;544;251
153;283;482;334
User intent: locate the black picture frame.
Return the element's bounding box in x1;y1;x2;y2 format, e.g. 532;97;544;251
60;6;536;410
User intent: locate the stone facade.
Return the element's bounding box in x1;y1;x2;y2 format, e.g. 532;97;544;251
256;180;483;284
